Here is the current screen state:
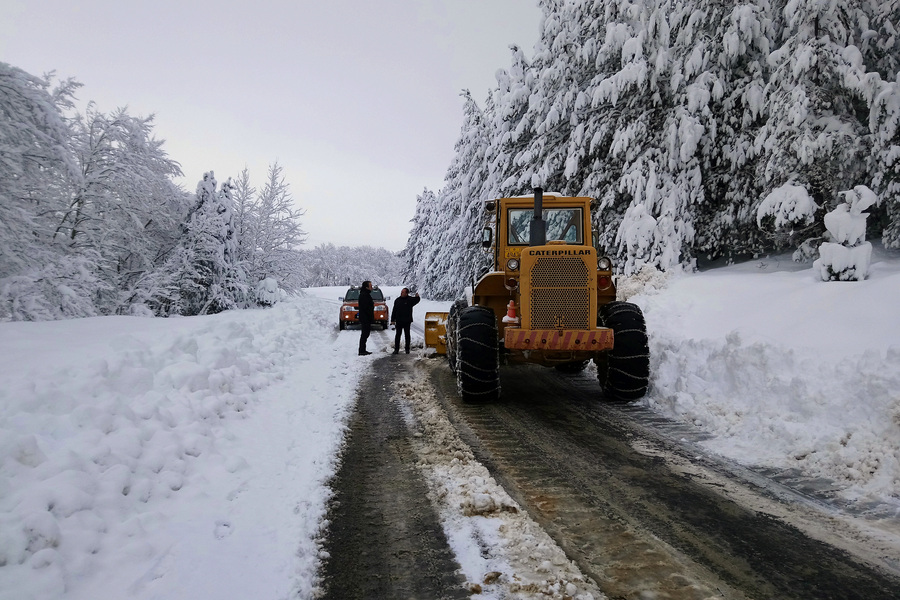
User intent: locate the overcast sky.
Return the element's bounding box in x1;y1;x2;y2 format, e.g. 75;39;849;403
1;0;542;251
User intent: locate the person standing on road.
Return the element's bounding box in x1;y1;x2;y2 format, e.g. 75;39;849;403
357;280;375;356
391;287;420;354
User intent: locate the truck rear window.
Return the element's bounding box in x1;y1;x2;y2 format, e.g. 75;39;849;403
344;289;384;301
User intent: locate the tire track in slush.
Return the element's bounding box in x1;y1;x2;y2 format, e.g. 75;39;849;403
318;358;469;600
427;361;900;600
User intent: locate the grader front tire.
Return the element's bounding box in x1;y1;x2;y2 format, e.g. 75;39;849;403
598;301;650;401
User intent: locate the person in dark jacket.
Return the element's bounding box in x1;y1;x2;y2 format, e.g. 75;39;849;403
390;287;421;354
357;280;375;356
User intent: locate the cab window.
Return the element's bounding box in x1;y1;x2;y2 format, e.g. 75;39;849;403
507;208;583;245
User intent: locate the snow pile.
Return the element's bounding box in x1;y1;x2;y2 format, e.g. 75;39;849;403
254;277;281;306
615;263;671;300
756;183;819;231
633;246;900;506
393;379;602;600
0;294;368;600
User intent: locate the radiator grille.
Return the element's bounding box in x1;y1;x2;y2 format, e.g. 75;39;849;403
529;257;590;329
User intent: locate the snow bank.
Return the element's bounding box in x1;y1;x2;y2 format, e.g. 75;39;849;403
0;293;368;600
630;248;900;506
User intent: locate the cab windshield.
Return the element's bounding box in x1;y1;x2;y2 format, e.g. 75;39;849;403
344;288;384;301
507;207;584;245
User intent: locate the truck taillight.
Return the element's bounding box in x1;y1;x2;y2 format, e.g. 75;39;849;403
598;276;611;290
504;277;518;290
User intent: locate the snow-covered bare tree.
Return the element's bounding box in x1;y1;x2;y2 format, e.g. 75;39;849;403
63;104;189;313
239;162;306;295
1;61;320;319
0;63;103;320
231;167;256;264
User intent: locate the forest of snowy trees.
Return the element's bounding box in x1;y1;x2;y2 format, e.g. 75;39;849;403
402;0;900;300
6;1;900;317
0;60;309;320
0;62;406;321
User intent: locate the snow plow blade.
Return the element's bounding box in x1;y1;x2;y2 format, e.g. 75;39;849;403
424;312;448;355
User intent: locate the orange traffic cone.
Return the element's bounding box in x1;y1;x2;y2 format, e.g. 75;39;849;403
502;300;519;324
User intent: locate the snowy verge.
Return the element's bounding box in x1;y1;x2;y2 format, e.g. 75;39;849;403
392;369;603;600
0;293;368;600
624;253;900;509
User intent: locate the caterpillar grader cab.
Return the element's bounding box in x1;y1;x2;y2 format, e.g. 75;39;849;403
424;188;649;403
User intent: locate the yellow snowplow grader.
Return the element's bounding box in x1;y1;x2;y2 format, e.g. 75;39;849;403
425;188;649;403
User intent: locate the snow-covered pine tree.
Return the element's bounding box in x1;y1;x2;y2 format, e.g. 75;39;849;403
870;79;900;247
485;45;538;198
504;0;587;195
400;188;438;291
215;177;249;310
756;182;820;260
755;0;871;256
427;91;493;300
857;1;900;80
862;2;900;248
692;1;774;262
161;172;245;315
587;0;704;275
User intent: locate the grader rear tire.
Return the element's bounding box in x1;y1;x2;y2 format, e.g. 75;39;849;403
598;301;650;400
455;306;500;403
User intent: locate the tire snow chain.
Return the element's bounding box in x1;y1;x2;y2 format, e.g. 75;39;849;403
609;366;649;381
455;359;500;376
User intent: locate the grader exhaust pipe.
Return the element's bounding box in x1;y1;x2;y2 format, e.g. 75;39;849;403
529;187;546;246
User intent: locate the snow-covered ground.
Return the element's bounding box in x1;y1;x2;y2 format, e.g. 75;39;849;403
629;243;900;508
0;294;369;600
1;245;899;599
